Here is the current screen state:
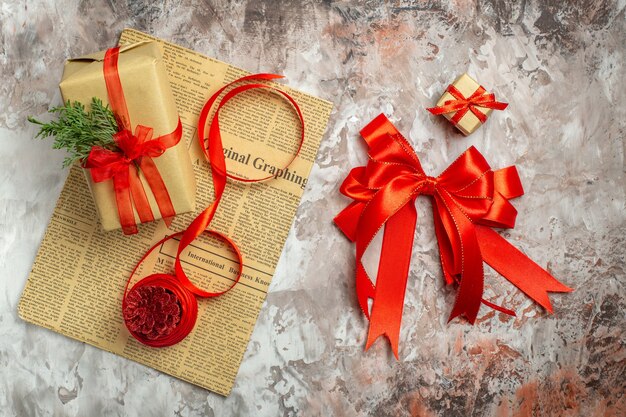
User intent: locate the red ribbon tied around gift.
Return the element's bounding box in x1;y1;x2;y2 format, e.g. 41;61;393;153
334;114;572;358
83;46;182;235
427;84;508;124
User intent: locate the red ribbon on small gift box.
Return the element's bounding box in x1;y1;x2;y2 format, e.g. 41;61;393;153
427;84;508;125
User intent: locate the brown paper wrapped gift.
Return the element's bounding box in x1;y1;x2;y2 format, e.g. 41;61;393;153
59;42;196;232
428;73;508;136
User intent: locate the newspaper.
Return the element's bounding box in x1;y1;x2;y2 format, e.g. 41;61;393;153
18;28;333;396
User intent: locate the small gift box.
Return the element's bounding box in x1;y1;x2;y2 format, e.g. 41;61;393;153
59;42;196;233
427;73;508;136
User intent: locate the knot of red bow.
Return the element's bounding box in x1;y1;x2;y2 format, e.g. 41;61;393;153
427;84;508;125
85;122;181;234
334;114;572;358
87;125;165;183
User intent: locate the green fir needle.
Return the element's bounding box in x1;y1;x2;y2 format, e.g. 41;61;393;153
28;97;119;168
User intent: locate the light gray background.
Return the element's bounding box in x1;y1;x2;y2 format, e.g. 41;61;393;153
1;1;624;416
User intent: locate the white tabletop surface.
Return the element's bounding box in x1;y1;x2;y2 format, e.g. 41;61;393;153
1;1;624;416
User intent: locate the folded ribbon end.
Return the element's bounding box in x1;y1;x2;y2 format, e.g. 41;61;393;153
365;330;399;360
162;216;174;228
334;201;363;242
549;281;574;294
122;224;138;235
541;282;574;314
446;312;458;324
447;303;480;325
426;106;444;116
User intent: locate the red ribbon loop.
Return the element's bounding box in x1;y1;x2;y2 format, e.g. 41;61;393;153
123;74;305;347
335;114;572;358
427;84;508;125
83;46;181;234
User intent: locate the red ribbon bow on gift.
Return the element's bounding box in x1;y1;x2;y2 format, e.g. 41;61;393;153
83;46;182;234
335;114;572;358
427;84;508;124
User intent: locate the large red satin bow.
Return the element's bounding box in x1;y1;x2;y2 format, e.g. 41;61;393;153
83;46;182;234
334;114;572;358
427;84;508;124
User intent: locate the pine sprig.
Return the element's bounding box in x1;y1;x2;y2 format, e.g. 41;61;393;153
28;98;120;168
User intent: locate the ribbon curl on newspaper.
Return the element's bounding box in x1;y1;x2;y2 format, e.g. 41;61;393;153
84;47;182;235
122;74;305;347
426;84;508;125
334;114;572;358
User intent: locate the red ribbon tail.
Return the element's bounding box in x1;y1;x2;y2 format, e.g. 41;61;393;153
481;298;516;316
365;203;417;359
440;192;484;324
426;105;449;116
128;163;155;225
432;204;456;285
153;118;183;148
481;101;509;111
476;226;573;313
138;157;176;228
112;171;138;235
356;263;376;319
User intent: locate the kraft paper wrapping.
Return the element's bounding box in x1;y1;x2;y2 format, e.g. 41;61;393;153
59;41;196;231
436;73;493;136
